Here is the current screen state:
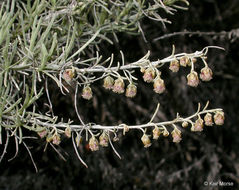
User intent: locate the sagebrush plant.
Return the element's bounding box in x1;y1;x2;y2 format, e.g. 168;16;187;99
0;0;225;170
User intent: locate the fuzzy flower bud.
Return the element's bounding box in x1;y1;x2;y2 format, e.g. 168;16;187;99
64;126;71;138
169;60;180;72
113;78;125;94
82;86;93;100
152;126;161;140
125;84;137;98
122;124;129;135
52;134;61;145
46;135;53;143
99;132;109;147
103;76;114;90
63;69;75;83
143;68;155;83
153;78;165;94
182;121;189;128
214;111;225;125
171;128;182;143
204;113;213;126
89;137;99;151
193;118;204;132
187;71;199;87
179;56;189;67
163;129;169;137
38;130;47;138
200;66;213;81
141;134;151;148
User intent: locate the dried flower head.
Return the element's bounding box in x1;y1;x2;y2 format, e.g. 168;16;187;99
193;118;204;132
63;69;75;83
82;86;93;100
89;136;99;151
113;78;125;94
38;130;47;138
103;76;114;90
99;132;109;147
214;111;225;125
204;113;213;126
187;71;199;87
64;126;71;138
182;121;189;128
169;59;180;72
125;84;137;98
143;67;155;83
153;78;165;94
52;134;61;145
171;128;182;143
180;56;189;67
200;66;213;81
141;134;151;148
152;126;161;140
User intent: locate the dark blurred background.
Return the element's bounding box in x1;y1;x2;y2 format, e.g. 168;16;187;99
1;0;239;189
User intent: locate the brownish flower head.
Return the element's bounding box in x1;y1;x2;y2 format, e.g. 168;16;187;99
200;66;213;81
187;71;199;87
141;134;151;148
38;130;47;138
99;132;109;147
152;126;161;140
125;84;137;98
182;121;189;128
204;113;213;126
103;76;114;90
169;60;180;72
63;69;75;83
82;86;93;100
113;78;125;94
180;56;189;67
193;118;204;132
64;127;71;138
143;68;155;83
214;111;225;125
153;78;165;94
89;137;99;151
171;128;182;143
52;134;61;145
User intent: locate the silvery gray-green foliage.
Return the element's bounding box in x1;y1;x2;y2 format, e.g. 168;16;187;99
0;0;224;169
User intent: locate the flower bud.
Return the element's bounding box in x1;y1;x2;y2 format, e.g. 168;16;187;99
140;67;146;73
64;126;71;138
75;136;83;147
38;130;47;138
171;128;182;143
200;66;213;81
63;69;75;83
103;76;114;90
169;60;180;72
182;121;188;128
193;118;204;132
89;137;99;151
163;129;169;137
141;134;151;148
153;78;165;94
125;84;137;98
214;111;225;125
46;135;53;143
187;71;199;87
82;86;93;100
179;56;189;67
143;68;155;83
99;132;109;147
122;124;129;135
52;134;61;145
113;78;125;94
152;126;161;140
204;113;213;126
